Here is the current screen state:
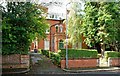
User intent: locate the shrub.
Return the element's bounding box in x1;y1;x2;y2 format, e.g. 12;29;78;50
60;49;98;59
104;51;120;59
41;50;61;66
41;50;49;57
50;52;61;66
38;49;42;54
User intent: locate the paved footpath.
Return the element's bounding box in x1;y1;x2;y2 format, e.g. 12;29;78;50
27;53;66;74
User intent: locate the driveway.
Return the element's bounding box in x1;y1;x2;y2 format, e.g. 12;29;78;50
27;53;66;74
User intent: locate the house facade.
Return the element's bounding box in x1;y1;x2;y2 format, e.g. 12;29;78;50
30;18;88;52
30;1;88;52
30;19;67;52
39;19;67;52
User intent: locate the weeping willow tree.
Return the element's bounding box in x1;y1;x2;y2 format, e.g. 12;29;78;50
67;2;84;49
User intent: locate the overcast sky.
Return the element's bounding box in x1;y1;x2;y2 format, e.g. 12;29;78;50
39;0;84;14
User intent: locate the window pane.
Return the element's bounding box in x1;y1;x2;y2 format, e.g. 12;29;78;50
44;40;49;50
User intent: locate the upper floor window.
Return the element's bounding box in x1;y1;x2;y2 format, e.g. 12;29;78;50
52;15;54;18
59;24;63;33
46;29;50;34
55;25;59;32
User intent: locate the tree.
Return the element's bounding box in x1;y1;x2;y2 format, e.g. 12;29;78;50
2;2;48;55
67;3;83;49
82;2;120;56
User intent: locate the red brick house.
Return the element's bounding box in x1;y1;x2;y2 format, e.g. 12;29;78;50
30;19;67;52
30;3;88;52
30;18;88;52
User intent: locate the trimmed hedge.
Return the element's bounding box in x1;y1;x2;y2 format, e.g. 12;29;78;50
41;50;49;57
104;51;120;58
50;52;61;66
60;49;98;59
41;50;61;66
41;49;98;66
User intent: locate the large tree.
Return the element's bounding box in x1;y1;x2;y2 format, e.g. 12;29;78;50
82;2;120;56
67;2;83;49
2;2;48;55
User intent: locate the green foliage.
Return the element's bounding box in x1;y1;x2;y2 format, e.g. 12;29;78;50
38;49;42;54
67;3;83;47
41;50;49;57
104;51;120;59
41;50;61;66
50;52;61;66
2;2;48;55
60;49;98;59
82;2;120;47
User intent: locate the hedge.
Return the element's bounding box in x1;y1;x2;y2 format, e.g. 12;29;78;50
41;50;49;57
41;49;98;66
60;49;98;59
104;51;120;59
41;50;61;66
50;52;61;66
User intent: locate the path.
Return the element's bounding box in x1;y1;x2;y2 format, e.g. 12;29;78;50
27;53;66;74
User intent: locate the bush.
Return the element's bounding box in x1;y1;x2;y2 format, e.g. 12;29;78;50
50;52;61;66
104;51;120;59
41;50;49;57
41;50;61;66
38;49;42;54
60;49;98;59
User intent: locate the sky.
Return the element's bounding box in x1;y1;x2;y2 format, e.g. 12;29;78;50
39;0;85;18
39;0;84;12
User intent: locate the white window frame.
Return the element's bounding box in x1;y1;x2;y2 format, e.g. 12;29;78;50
44;39;49;50
59;24;63;33
46;29;50;34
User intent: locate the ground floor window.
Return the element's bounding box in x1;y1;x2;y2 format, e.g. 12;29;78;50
59;40;64;49
44;39;49;50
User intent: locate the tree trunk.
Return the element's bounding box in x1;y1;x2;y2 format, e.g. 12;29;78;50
100;43;105;58
95;43;101;53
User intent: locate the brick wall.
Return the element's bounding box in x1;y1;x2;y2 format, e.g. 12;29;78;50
30;42;35;51
2;54;30;69
47;19;60;26
108;58;120;67
2;54;21;64
61;58;98;69
38;39;44;50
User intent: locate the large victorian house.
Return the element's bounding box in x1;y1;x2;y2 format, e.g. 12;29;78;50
30;1;87;52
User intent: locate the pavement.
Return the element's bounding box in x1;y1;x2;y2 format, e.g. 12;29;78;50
63;67;120;73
